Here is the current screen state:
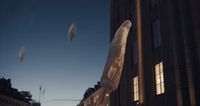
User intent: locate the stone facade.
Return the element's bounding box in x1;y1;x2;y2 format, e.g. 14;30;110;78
110;0;200;106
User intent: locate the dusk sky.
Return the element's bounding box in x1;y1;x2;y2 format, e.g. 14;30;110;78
0;0;109;106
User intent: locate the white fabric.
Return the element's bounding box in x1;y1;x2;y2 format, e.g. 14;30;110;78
96;20;132;106
101;20;132;91
67;23;77;42
18;46;26;62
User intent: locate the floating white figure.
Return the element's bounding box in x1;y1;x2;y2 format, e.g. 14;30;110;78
96;20;132;106
18;47;26;62
67;23;77;42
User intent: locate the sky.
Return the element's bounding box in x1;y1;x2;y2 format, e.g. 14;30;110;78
0;0;109;106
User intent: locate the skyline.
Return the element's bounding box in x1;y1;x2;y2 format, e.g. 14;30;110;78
0;0;110;106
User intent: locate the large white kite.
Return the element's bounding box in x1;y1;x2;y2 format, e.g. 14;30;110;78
18;46;26;62
96;20;132;106
67;23;77;42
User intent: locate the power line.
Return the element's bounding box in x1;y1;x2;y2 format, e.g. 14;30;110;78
48;99;81;102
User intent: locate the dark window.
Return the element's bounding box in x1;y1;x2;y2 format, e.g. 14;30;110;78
152;19;161;48
133;41;138;64
151;0;159;8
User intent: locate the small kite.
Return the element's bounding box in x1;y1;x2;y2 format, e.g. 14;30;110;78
18;47;26;62
67;23;77;42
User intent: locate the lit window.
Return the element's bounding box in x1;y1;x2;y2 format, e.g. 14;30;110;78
93;95;99;103
155;62;165;95
152;19;161;48
133;76;139;101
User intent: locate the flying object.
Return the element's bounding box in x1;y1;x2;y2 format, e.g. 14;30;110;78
97;20;132;106
101;20;132;92
18;47;26;62
67;23;77;42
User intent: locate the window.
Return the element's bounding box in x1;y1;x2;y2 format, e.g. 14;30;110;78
151;0;159;8
88;98;91;104
152;19;161;48
133;76;139;101
93;95;99;103
154;62;165;95
133;41;138;64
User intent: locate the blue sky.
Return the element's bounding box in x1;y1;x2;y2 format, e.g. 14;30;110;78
0;0;109;106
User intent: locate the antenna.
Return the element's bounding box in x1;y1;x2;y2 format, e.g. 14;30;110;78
39;85;45;103
39;85;41;102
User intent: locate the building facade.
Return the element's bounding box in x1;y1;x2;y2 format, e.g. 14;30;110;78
78;82;103;106
110;0;200;106
78;88;103;106
0;95;31;106
0;78;33;106
31;101;41;106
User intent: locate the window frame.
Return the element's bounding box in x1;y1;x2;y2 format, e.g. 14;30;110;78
133;76;139;101
154;62;165;95
152;18;162;49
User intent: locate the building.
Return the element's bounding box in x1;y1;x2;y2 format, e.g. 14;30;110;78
20;91;41;106
0;78;32;106
78;82;103;106
110;0;200;106
31;101;41;106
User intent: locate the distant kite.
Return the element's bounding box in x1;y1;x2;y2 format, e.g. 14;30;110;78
67;23;77;42
18;47;26;62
